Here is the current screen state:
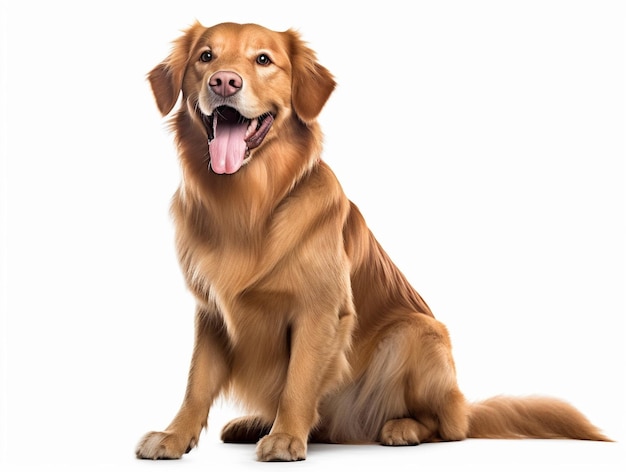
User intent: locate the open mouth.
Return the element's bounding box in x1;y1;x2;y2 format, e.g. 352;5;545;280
201;106;274;174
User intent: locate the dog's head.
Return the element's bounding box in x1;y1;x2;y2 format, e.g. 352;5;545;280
148;22;336;175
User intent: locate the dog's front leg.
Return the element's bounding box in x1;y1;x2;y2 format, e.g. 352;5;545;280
136;307;229;459
256;309;348;461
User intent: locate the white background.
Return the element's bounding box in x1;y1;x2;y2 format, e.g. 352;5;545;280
1;0;624;470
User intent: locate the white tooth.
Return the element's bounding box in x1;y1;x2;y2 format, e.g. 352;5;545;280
245;118;258;139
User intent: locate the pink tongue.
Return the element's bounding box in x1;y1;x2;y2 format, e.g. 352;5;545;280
209;119;248;174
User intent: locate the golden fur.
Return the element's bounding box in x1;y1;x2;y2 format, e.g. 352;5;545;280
136;21;610;462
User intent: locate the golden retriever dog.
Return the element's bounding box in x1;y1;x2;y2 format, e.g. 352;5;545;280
136;21;610;462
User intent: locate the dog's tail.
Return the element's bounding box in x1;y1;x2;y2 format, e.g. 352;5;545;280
467;395;612;441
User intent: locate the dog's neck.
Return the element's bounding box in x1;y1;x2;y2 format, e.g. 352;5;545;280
173;110;322;242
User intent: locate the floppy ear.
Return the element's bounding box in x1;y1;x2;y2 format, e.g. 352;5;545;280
148;62;182;116
286;30;336;123
148;21;204;116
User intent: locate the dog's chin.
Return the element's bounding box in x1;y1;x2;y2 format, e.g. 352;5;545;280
201;105;275;175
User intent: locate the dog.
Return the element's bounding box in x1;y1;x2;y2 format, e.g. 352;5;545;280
136;21;610;462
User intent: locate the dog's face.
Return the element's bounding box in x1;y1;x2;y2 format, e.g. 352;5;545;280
149;22;336;174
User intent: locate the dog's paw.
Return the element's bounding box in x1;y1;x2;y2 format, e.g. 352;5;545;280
221;415;272;443
256;433;306;461
135;431;196;460
380;418;423;446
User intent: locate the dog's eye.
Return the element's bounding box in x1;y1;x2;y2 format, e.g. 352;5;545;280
256;54;271;66
199;51;213;63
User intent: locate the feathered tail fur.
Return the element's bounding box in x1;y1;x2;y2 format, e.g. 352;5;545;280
468;396;611;441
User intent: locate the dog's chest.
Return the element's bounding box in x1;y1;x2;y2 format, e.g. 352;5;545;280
177;223;299;307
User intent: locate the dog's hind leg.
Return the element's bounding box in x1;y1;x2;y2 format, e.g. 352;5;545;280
378;313;469;446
